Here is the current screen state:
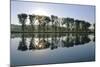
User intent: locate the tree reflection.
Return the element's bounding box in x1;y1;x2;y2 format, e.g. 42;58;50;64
93;34;95;42
17;33;93;51
18;33;28;51
29;34;50;50
62;34;74;47
29;35;35;50
50;35;58;50
80;34;91;44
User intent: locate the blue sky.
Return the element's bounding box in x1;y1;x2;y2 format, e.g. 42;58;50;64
11;1;95;25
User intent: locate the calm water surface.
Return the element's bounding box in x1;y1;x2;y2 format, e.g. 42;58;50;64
10;33;95;66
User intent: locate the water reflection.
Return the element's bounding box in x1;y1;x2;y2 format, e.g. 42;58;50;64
11;33;95;66
14;33;94;51
17;33;28;51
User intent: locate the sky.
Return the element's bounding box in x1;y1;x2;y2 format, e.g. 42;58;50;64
11;1;95;25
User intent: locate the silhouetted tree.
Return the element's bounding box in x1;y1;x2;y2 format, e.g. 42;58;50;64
44;16;51;32
18;13;27;32
51;15;57;32
29;14;36;31
80;20;86;32
74;19;81;32
17;13;93;33
85;22;91;32
69;18;74;31
62;17;74;32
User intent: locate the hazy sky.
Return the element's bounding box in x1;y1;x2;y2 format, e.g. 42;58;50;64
11;1;95;25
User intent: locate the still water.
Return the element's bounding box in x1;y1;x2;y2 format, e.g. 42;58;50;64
10;33;95;66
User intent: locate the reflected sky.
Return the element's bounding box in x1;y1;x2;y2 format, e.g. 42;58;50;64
10;33;95;66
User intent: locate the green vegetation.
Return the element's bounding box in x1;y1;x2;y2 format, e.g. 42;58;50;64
11;24;66;33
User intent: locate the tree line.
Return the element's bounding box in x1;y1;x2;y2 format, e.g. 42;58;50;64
17;13;95;33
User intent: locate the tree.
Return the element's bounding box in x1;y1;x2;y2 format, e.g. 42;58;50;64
54;16;58;32
85;22;91;32
36;15;43;32
51;15;59;32
18;13;27;32
74;19;81;32
37;15;49;32
44;16;51;32
29;14;36;31
62;17;72;32
51;15;56;32
68;18;74;32
61;17;65;32
79;20;85;32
